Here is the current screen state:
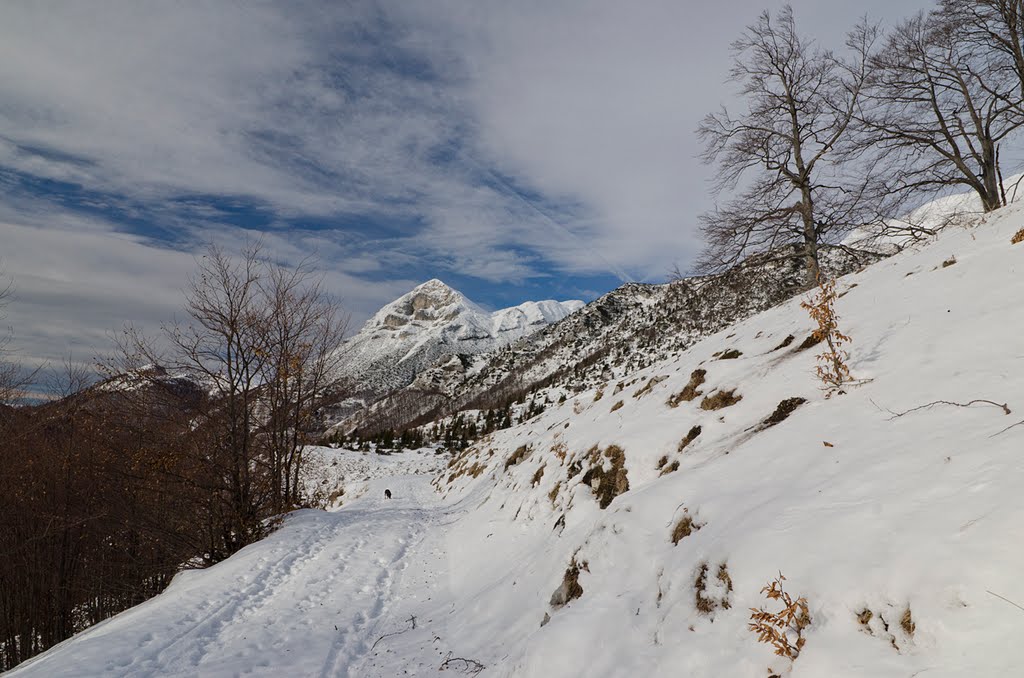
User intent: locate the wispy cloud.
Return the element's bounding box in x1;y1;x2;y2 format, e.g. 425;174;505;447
0;0;922;370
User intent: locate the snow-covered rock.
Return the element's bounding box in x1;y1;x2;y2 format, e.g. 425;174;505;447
331;279;582;419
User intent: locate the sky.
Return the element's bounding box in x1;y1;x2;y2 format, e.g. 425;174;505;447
0;0;930;375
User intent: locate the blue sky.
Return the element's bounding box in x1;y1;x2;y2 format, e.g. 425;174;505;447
0;0;926;373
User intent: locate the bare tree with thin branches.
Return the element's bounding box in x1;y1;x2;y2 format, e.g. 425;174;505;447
860;11;1024;213
941;0;1024;99
698;6;881;284
0;270;37;406
116;242;348;558
258;258;348;512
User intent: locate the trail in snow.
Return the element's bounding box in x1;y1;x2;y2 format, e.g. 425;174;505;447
8;452;460;678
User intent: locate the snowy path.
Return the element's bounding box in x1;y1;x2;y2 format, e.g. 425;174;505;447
9;468;458;678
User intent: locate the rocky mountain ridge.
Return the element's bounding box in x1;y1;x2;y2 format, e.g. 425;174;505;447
336;244;882;437
328;279;582;422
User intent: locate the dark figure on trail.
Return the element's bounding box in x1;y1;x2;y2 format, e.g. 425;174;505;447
384;489;392;499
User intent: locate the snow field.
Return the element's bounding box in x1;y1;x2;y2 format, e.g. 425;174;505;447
434;205;1024;677
13;201;1024;677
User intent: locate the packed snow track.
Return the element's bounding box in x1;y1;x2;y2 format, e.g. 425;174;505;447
9;458;460;678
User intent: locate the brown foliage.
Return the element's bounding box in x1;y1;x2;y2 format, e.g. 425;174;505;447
800;276;852;391
748;573;812;661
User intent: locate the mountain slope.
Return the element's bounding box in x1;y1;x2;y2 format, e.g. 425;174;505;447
431;205;1024;676
343;244;880;436
12;203;1024;677
329;279;582;420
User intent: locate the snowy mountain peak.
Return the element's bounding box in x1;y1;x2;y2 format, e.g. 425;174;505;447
366;278;477;332
331;281;583;419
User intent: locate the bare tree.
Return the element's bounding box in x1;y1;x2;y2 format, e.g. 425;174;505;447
0;270;37;406
941;0;1024;99
861;11;1024;213
117;242;348;557
258;258;348;511
698;6;880;284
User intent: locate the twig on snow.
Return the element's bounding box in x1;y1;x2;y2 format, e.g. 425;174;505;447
989;419;1024;438
439;651;485;674
884;399;1011;420
370;615;418;652
987;590;1024;614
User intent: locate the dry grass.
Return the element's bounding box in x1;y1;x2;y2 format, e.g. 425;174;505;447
1013;227;1024;244
610;400;624;412
549;560;585;609
695;562;733;615
717;349;743;360
700;389;742;411
900;607;915;637
942;255;957;268
677;425;702;451
659;460;680;476
581;444;630;509
551;441;568;461
759;397;808;430
857;608;873;629
671;511;702;544
634;374;668;399
668;369;707;407
771;334;795;351
795;333;823;351
593;387;605;402
504;444;530;471
531;464;545;486
548;481;562;506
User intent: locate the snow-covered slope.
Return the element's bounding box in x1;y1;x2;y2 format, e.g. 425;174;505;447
12;204;1024;677
330;279;582;419
345;244;879;437
429;205;1024;676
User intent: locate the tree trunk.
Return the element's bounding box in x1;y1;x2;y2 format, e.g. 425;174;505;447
799;183;821;285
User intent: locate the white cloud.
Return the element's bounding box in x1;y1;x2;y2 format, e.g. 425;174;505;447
0;0;931;371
